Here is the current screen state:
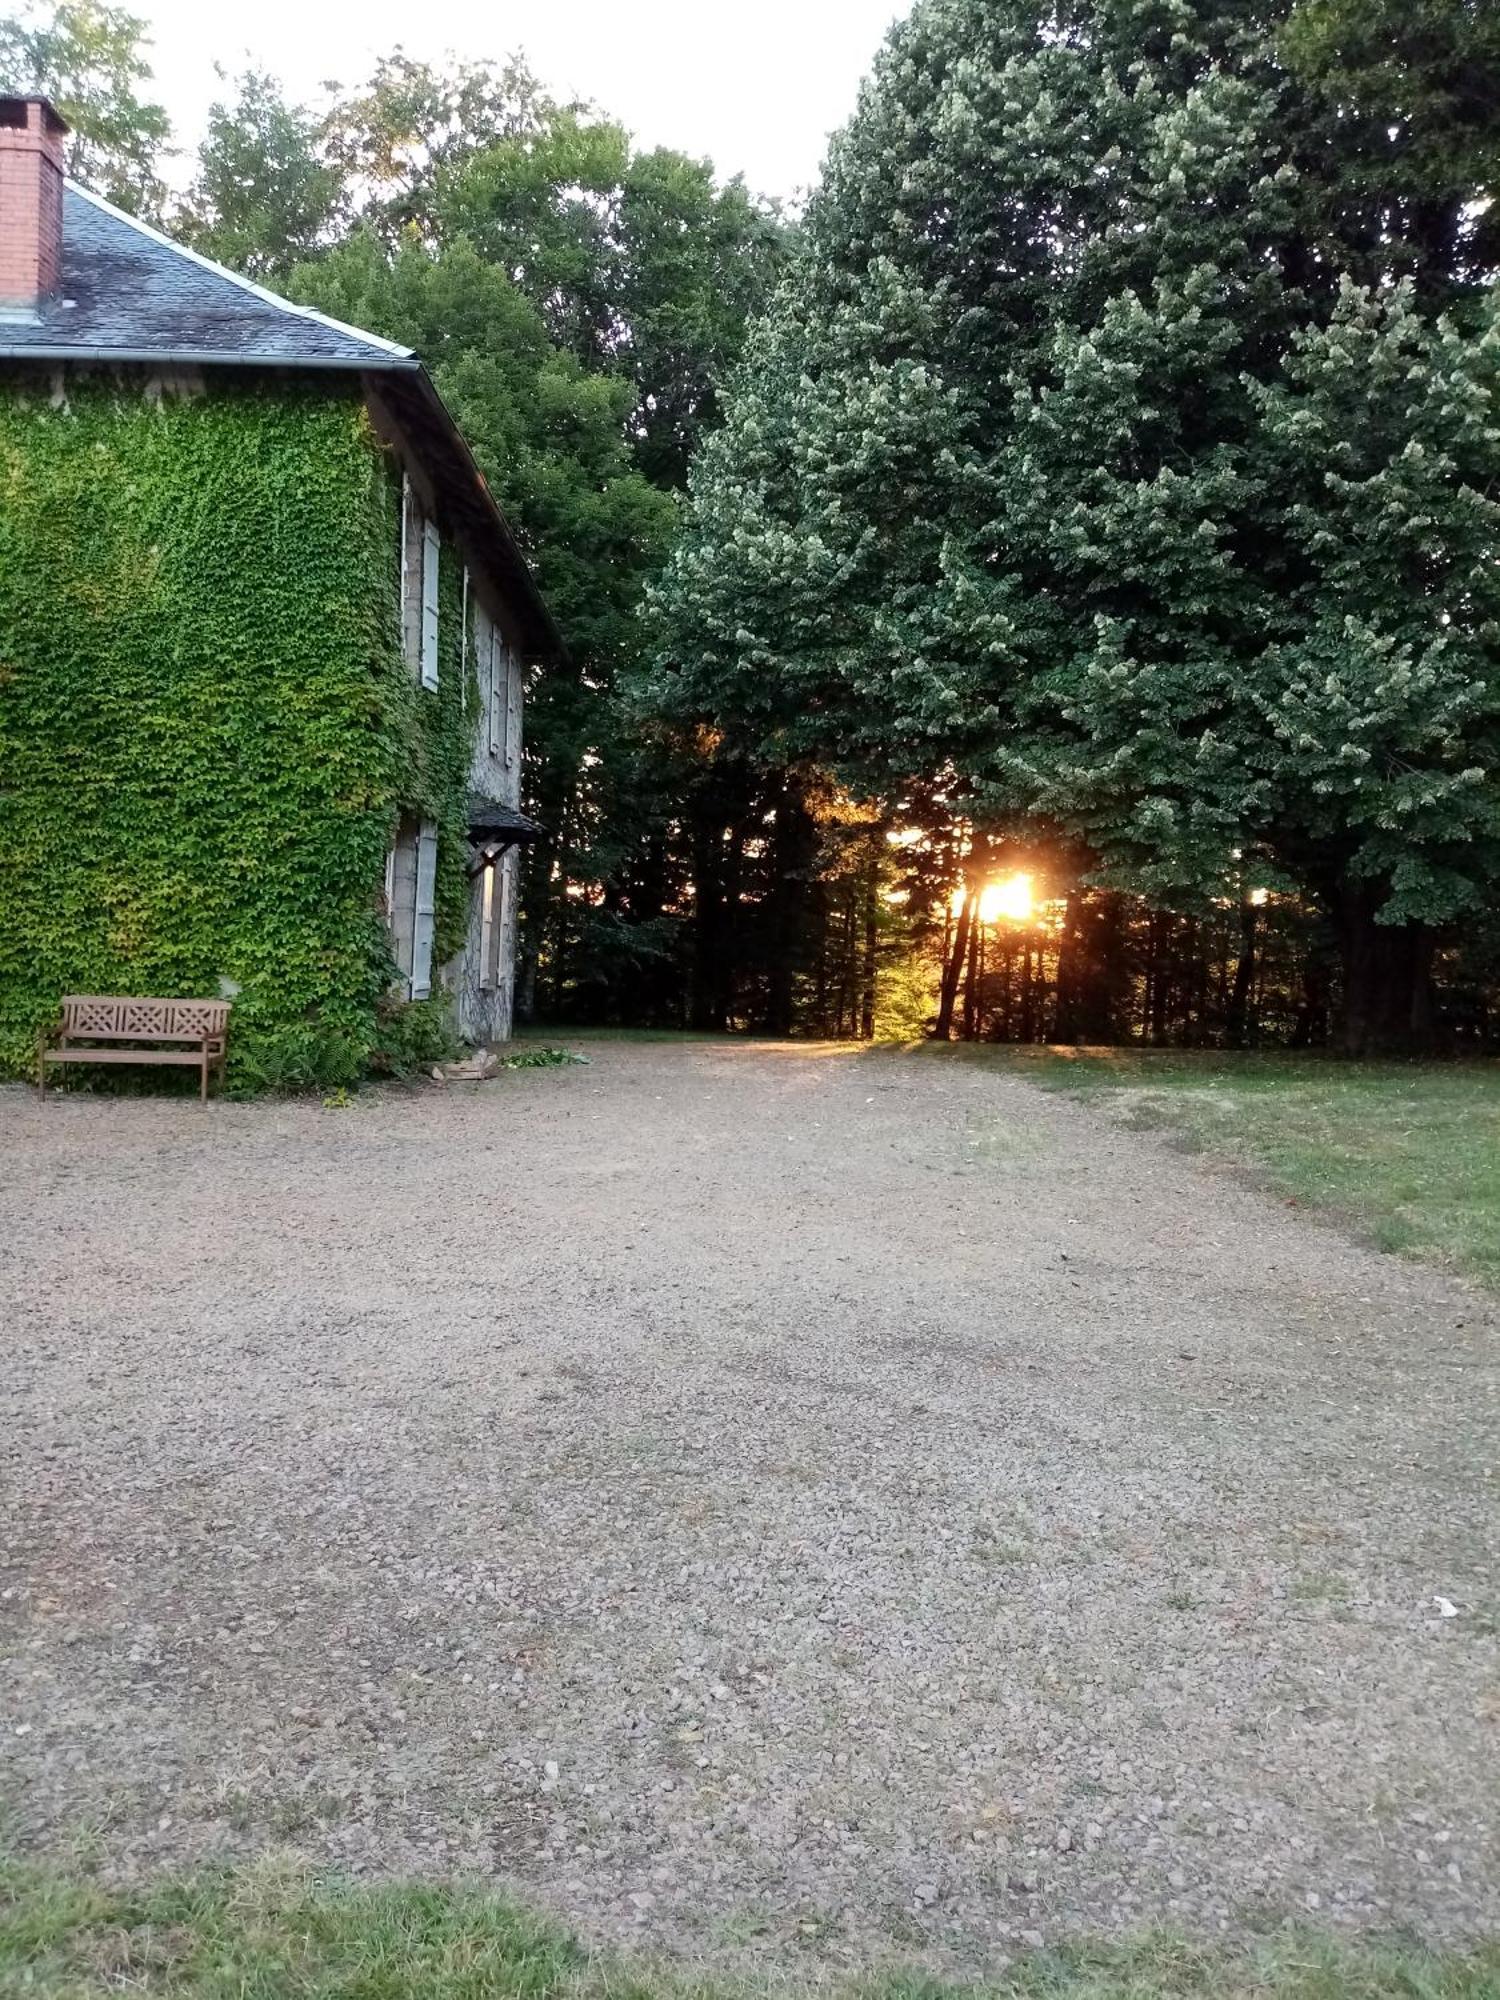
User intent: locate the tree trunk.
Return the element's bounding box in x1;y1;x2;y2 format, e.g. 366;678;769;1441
860;867;878;1041
962;911;983;1041
1147;912;1171;1045
1052;891;1081;1042
764;780;816;1036
689;811;728;1032
934;890;976;1040
1337;883;1437;1055
1226;901;1258;1048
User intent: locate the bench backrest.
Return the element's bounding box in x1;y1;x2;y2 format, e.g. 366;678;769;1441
60;996;231;1043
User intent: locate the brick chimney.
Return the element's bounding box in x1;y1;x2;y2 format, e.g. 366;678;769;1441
0;96;67;310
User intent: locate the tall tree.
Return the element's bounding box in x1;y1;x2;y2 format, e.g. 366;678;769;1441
436;121;790;487
318;51;560;245
0;0;169;213
652;0;1500;1050
180;68;343;279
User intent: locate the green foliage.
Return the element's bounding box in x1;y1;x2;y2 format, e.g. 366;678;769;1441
435;118;790;487
1282;0;1500;285
651;0;1500;1050
1013;1045;1500;1288
317;50;562;245
503;1044;585;1068
368;995;462;1079
0;0;169;214
180;68;344;279
4;1856;1500;1998
874;948;936;1043
0;375;472;1090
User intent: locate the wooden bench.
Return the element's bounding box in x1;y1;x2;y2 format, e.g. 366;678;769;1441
37;996;231;1102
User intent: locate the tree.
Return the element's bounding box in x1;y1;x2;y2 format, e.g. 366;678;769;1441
1281;0;1500;293
652;0;1500;1049
318;51;560;245
179;69;343;279
436;122;790;488
1248;283;1500;1050
0;0;169;213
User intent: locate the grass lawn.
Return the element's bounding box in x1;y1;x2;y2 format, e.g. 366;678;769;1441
980;1048;1500;1288
3;1861;1499;1999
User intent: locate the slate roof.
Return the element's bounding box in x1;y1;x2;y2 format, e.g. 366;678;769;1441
468;797;546;846
0;185;415;368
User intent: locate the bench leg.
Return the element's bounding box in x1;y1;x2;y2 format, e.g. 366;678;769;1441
200;1049;210;1104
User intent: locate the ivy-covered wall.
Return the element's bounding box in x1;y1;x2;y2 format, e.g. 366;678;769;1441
0;368;477;1088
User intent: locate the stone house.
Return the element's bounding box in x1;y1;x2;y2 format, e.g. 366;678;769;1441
0;96;560;1081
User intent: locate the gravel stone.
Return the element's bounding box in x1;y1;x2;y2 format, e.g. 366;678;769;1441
2;1041;1498;1975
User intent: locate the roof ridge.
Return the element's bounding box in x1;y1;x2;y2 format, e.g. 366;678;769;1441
64;181;415;365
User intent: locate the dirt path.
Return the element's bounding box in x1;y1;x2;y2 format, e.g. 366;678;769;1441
3;1040;1498;1972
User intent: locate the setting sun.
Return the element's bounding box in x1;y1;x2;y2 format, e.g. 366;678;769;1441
949;873;1038;923
979;874;1035;924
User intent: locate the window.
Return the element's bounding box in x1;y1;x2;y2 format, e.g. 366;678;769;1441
475;601;509;763
386;819;439;1001
411;821;438;999
400;474;440;689
400;476;419;668
479;860;497;991
505;652;522;773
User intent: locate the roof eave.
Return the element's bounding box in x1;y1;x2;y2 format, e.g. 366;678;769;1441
0;344;423;370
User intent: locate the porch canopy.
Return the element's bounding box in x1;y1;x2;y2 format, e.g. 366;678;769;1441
467;796;545;871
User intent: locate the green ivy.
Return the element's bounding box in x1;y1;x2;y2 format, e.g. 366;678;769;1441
0;370;477;1089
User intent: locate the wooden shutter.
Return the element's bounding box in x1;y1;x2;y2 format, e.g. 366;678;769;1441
420;519;440;689
504;652;522;777
411;821;438;999
489;625;504;760
496;848;514;982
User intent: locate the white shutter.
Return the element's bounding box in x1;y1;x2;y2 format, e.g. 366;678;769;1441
497;847;515;978
505;651;522;777
410;821;438;1000
420;519;440;689
489;625;504;759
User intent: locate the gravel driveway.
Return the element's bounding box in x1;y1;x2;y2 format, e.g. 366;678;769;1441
4;1039;1498;1972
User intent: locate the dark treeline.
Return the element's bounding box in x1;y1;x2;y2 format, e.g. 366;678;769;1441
540;806;1500;1053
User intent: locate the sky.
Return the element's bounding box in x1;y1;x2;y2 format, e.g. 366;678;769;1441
127;0;912;200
